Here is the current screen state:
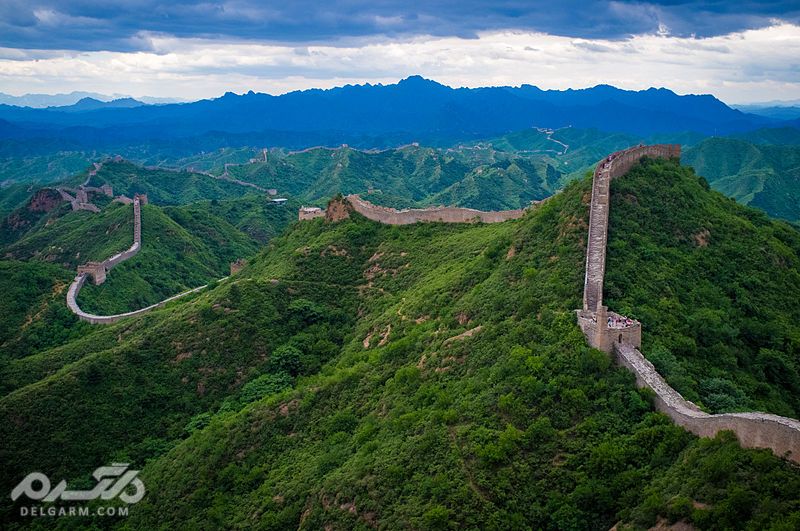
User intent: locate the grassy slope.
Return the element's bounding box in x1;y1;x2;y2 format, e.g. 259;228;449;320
605;158;800;417
1;164;799;529
0;260;89;362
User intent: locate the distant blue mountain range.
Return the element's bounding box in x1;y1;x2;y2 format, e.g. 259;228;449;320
0;76;792;153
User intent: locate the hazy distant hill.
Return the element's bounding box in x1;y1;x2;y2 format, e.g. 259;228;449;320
733;104;800;121
0;91;179;108
683;137;800;223
0;77;778;156
51;97;145;113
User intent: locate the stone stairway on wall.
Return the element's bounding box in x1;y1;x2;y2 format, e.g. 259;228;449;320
583;162;611;312
576;144;800;464
66;194;222;324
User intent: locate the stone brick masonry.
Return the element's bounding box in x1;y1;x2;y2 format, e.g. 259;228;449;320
577;144;800;463
345;195;530;224
66;194;218;324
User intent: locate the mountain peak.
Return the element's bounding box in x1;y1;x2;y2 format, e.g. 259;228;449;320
397;75;446;89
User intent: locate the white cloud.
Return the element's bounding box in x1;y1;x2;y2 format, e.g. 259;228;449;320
0;22;798;103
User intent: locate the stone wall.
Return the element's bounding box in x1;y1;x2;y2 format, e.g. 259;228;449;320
583;144;681;313
576;143;800;464
67;275;211;325
615;343;800;463
298;206;325;221
345;195;528;225
67;194;220;324
54;184;112;213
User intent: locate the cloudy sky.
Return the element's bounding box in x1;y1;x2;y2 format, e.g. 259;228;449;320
0;0;799;103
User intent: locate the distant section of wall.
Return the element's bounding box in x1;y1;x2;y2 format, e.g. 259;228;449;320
66;194;213;324
615;343;800;463
298;206;325;220
67;275;212;325
345;195;529;225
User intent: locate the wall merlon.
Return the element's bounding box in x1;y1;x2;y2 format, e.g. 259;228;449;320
66;193;209;324
577;143;800;464
343;194;529;225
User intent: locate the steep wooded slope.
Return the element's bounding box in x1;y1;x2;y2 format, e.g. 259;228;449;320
2;161;800;529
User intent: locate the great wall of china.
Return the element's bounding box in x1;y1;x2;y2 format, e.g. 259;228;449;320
575;144;800;463
298;194;533;224
65;194;223;324
346;195;531;224
61;150;800;462
61;157;282;324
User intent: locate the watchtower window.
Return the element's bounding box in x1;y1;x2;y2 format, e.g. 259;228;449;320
618;334;622;343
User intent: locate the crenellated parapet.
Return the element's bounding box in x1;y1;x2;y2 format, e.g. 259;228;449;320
344;195;531;225
66;194;221;324
576;144;800;463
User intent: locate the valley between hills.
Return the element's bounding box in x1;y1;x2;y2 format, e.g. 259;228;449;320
2;133;800;528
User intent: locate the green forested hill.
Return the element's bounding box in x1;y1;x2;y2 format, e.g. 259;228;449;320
1;159;800;529
165;195;300;243
225;144;558;209
734;126;800;145
75;203;261;315
0;182;39;219
3;201;138;267
0;152;96;185
0;260;89;361
683;137;800;223
1;195;296;319
0;126;707;216
85;159;259;205
606;158;800;416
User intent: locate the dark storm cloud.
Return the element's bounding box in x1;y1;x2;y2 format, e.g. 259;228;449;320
0;0;798;51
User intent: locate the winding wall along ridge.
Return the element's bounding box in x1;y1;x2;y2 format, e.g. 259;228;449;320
578;144;800;463
346;194;530;225
66;196;216;324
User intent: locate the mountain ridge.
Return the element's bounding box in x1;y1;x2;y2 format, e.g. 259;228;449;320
0;77;779;155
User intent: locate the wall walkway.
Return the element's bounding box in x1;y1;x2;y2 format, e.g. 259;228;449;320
66;195;218;324
345;195;530;225
577;144;800;463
